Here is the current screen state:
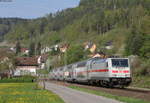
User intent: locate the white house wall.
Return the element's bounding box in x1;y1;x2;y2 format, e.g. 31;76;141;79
14;66;39;76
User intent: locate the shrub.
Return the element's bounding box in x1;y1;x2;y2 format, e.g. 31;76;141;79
135;60;150;76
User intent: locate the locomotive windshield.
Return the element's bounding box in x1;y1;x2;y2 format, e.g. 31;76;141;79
111;59;129;67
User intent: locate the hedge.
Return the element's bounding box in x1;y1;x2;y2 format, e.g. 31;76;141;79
0;75;37;83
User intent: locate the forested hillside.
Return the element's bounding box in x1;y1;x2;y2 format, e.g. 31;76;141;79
2;0;150;58
3;0;149;57
0;18;27;42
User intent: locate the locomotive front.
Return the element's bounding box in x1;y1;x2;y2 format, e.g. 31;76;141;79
108;58;132;87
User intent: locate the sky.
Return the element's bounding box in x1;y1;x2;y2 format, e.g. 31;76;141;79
0;0;80;19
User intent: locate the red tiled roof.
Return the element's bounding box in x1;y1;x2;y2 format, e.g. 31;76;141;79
16;57;38;66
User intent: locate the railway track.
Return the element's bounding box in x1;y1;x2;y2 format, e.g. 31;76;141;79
122;87;150;93
48;80;150;101
126;87;150;93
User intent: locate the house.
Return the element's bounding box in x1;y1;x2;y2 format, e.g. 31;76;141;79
59;44;69;53
41;44;62;54
10;47;16;53
105;41;113;50
14;57;39;76
37;53;49;69
54;45;59;51
41;46;52;54
21;48;29;55
84;42;97;53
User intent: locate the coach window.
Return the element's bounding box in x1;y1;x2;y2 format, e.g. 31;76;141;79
77;62;86;68
68;65;72;69
60;68;63;71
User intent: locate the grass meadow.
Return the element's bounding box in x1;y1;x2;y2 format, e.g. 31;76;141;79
0;83;64;103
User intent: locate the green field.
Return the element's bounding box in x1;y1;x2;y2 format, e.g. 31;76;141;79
0;83;64;103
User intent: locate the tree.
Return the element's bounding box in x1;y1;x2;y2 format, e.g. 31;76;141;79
0;63;9;72
15;41;21;55
36;42;41;55
140;35;150;58
66;44;85;64
29;42;35;57
0;49;16;79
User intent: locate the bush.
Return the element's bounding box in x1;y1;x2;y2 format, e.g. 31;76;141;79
129;55;150;76
0;75;37;83
134;60;150;76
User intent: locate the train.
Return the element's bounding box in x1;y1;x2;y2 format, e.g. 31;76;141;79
49;57;132;88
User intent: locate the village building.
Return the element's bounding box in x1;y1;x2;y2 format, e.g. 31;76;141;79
21;48;29;55
37;53;49;69
14;57;39;76
10;47;16;53
105;41;113;50
41;46;53;54
84;42;97;53
59;44;69;53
